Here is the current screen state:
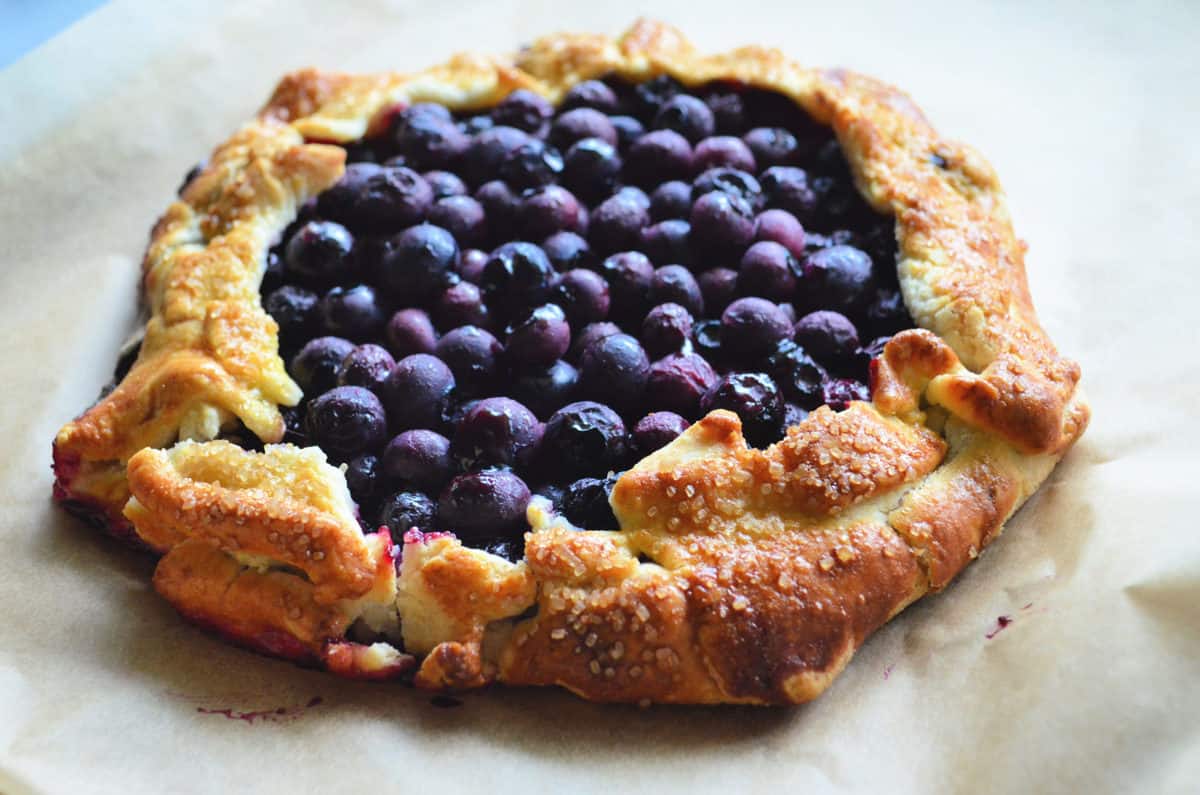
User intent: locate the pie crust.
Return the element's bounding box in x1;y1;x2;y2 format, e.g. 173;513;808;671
51;20;1088;704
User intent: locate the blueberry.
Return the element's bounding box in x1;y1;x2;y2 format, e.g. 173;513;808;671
435;325;504;393
542;401;627;478
380;223;460;302
462;126;529;186
261;248;285;294
561;80;620;113
474;180;521;241
459;115;494;135
561;138;623;204
519;185;585;240
507;303;571;367
767;339;827;409
550;108;618;150
754;208;806;258
691;167;763;209
649;180;693;221
499;140;563;189
589;190;649;254
338;343;395;393
609;115;645;150
397;102;452;124
427;196;487;246
793;310;860;362
264;285;319;347
641;303;694;358
542;231;594;271
291;336;354;394
533;481;567;508
738;241;800;302
319;284;385;341
863;288;911;338
632;75;683;121
382;429;453;492
742;127;799;168
438;468;532;541
492;89;553;133
799;245;875;312
451;397;541;471
560;476;620;531
553;268;610;325
568;321;622;363
511;359;579;419
697;268;739;315
432;281;491;331
651;265;704;316
281;404;310;446
701;372;785;447
284;220;355;287
345;453;380;504
632;411;690;455
721;297;792;359
653;94;715;143
317;163;433;233
625;129;694;187
822;377;870;411
778;302;798;324
693;135;757;173
458;248;489;284
423;169;467;199
703;88;746;134
351;235;392;286
481;241;555;314
392;112;468;171
689;191;754;256
644;353;718;419
382;353;455;430
597;251;654;319
639;219;693;267
578;333;649;411
385;308;438;359
378;491;437;539
306;386;388;461
614;185;652;210
784;403;809;428
761;166;818;222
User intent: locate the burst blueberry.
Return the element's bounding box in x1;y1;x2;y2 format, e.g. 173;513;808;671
691;167;763;209
701;372;785;447
653;94;715;143
264;285;319;347
507;303;571;367
562;137;622;203
559;476;620;531
481;241;555;314
542;401;627;478
641;303;694;358
542;231;594;271
378;491;437;539
499;139;563;190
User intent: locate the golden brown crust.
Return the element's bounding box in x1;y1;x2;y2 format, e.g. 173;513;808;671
52;19;1089;704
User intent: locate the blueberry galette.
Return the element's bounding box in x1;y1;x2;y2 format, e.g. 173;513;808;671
52;21;1088;704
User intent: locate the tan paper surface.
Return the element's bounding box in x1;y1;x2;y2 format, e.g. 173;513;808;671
1;1;1197;792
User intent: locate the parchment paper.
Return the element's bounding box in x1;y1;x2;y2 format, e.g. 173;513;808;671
1;1;1197;792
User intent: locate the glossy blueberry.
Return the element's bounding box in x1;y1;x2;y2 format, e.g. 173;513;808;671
560;476;619;531
317;163;432;233
550;108;618;150
458;114;494;135
378;491;436;539
778;301;798;324
511;359;579;419
561;80;620;113
653;94;714;143
863;288;910;337
754;208;806;258
427;196;486;246
550;268;612;331
761;166;817;222
693;136;757;173
651;265;704;317
625;129;693;187
568;321;621;363
615;185;652;210
691;167;763;209
382;353;456;430
767;339;827;408
319;285;385;341
738;241;800;302
589;191;650;254
799;245;875;312
519;185;585;240
306;386;388;461
451;397;541;471
290;336;354;394
462;126;529;186
437;468;531;540
793;310;860;362
562;137;622;203
701;372;785;447
632;411;690;455
689;191;754;256
578;333;649;410
542;401;627;478
392;111;468;171
742;127;799;168
507;303;571;367
646;349;720;418
261;248;285;294
721;297;793;359
631;75;683;120
822;377;870;411
697;268;739;315
499;139;563;190
381;429;452;492
474;180;520;238
597;251;654;319
344;453;379;504
458;248;489;284
432;281;491;331
639;219;692;267
264;285;319;346
338;343;395;393
703;88;746;134
423;169;467;199
609;115;645;150
783;403;809;428
385;308;437;358
481;241;555;313
281;404;309;446
492;89;553;133
542;231;593;272
649;180;692;221
380;223;460;302
641;303;694;358
284;220;355;287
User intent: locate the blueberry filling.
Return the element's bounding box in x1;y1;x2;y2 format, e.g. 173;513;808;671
248;79;913;557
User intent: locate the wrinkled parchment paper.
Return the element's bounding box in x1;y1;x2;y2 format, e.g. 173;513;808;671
1;1;1197;792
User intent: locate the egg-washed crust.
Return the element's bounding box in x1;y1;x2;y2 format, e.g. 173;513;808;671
49;20;1088;705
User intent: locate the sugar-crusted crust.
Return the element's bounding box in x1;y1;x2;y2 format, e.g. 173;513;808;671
50;20;1088;704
